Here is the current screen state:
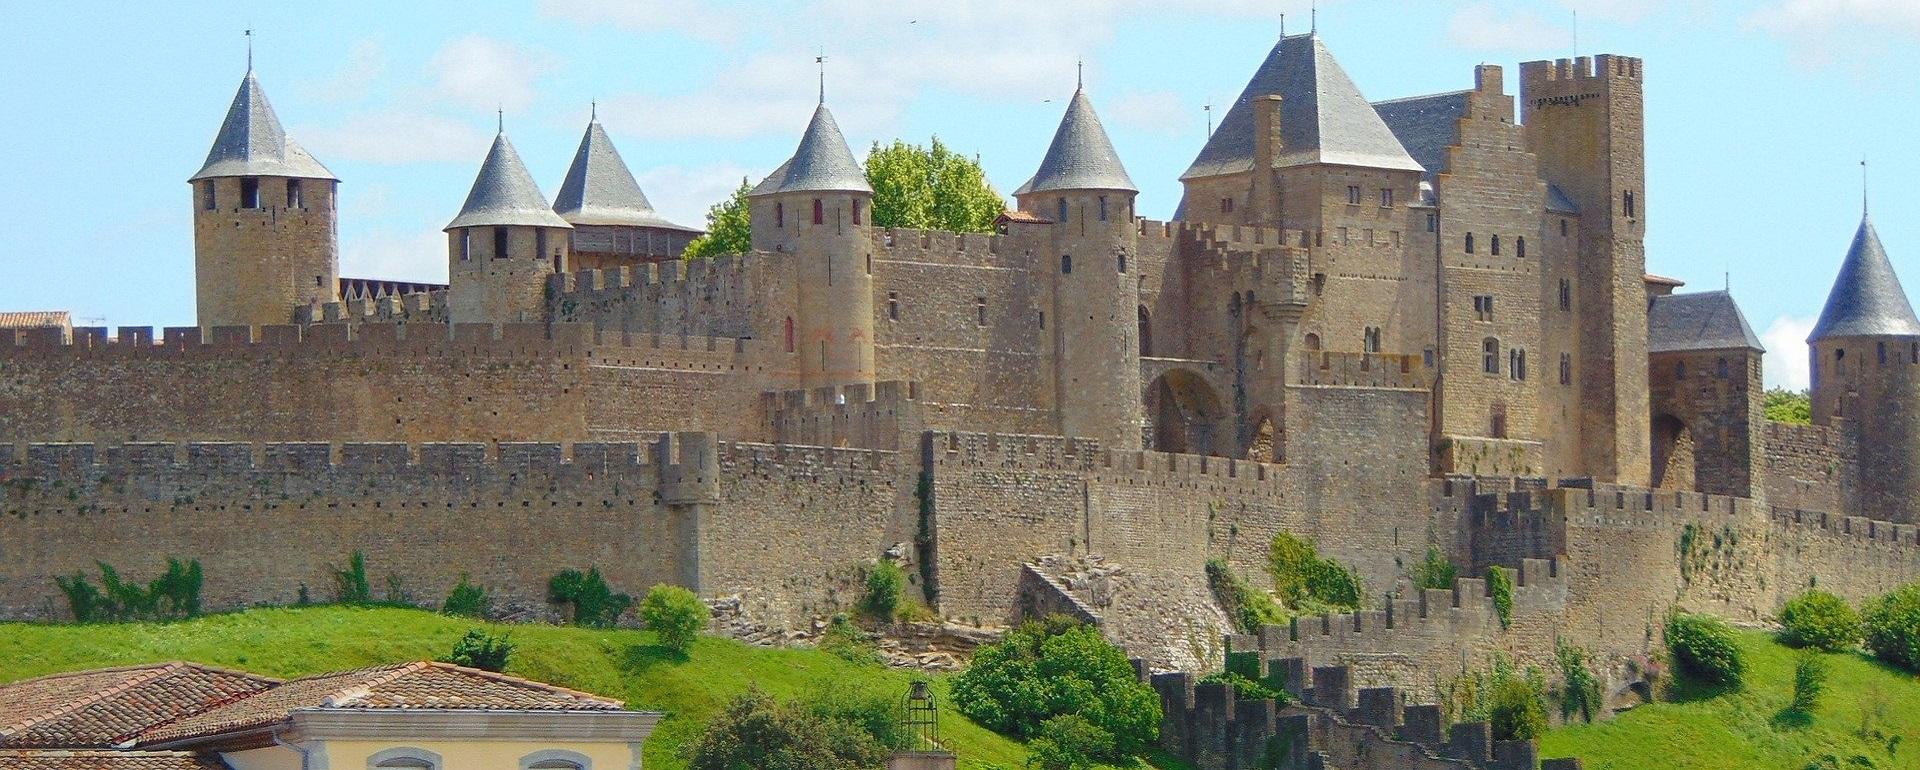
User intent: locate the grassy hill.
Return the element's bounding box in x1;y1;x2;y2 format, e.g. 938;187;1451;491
0;605;1192;770
1541;630;1920;770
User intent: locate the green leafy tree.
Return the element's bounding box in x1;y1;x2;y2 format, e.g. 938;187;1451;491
865;138;1004;232
1779;589;1863;652
685;689;888;770
547;567;633;628
951;617;1161;761
1863;582;1920;673
639;583;707;653
682;178;752;260
1412;547;1459;591
1028;714;1111;770
53;560;203;623
1764;388;1812;424
442;629;514;672
1666;611;1746;687
442;574;491;619
859;561;906;622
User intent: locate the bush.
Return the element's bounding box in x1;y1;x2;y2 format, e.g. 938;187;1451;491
443;629;513;672
1197;671;1284;702
1665;612;1745;687
1863;582;1920;673
1556;639;1604;723
685;689;887;770
547;567;633;628
1488;566;1515;630
333;552;372;604
1029;714;1112;770
1489;671;1549;741
818;614;881;665
1206;558;1287;633
54;572;105;622
639;583;707;653
1779;589;1862;652
1788;650;1827;716
53;560;203;623
951;617;1161;761
1413;547;1459;591
859;561;906;622
1268;533;1365;612
442;574;490;619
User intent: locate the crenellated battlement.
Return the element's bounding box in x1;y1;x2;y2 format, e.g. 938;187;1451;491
1520;54;1643;83
297;289;447;326
1770;507;1920;548
929;431;1285;486
1242;557;1567;654
762;380;924;451
1296;351;1433;390
552;252;760;294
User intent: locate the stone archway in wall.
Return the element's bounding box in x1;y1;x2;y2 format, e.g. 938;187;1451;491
1651;413;1696;491
1145;368;1226;456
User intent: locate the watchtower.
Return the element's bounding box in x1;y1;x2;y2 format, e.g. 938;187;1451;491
190;68;339;329
445;125;572;325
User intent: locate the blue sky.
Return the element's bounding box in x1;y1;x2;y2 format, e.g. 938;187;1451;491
3;0;1916;390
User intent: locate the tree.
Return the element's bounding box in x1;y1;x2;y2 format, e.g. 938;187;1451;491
1863;582;1920;673
950;617;1160;762
547;567;633;628
1764;388;1811;424
1778;589;1862;652
1666;612;1745;687
442;574;491;619
682;178;752;260
858;561;906;622
685;689;889;770
865;138;1004;233
443;629;513;672
639;584;708;654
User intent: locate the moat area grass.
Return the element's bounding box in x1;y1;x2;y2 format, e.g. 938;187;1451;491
0;605;1193;770
1541;630;1920;770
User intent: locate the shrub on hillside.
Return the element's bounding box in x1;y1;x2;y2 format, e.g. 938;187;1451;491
442;629;513;672
685;689;888;770
547;567;633;628
1206;558;1287;633
1412;547;1459;591
1489;671;1548;741
442;574;491;619
1665;612;1745;688
333;552;372;604
1863;582;1920;673
951;616;1160;762
859;561;906;622
818;614;882;665
1787;650;1827;717
1778;589;1862;652
54;559;203;623
1268;533;1365;612
1555;639;1604;724
1028;714;1110;770
639;584;707;654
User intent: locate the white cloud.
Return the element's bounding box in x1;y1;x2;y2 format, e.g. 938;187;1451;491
635;162;758;230
297;109;493;165
1761;314;1815;391
305;39;386;103
1447;3;1573;52
427;35;557;113
341;228;449;283
1747;0;1920;68
1106;90;1196;136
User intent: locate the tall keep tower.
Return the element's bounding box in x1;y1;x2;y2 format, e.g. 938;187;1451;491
749;102;875;388
1013;84;1143;450
446;126;573;325
1809;216;1920;524
1520;55;1650;484
190;69;339;329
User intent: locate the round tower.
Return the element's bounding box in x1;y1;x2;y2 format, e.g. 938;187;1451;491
190;68;340;329
1013;83;1143;449
445;126;573;326
1808;215;1920;524
747;102;875;387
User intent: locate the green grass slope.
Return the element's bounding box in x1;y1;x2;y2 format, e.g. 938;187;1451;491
1541;630;1920;770
0;606;1191;770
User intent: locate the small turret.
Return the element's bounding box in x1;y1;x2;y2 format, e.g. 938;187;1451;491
190;68;339;330
1809;215;1920;523
1014;82;1143;450
552;115;702;266
749;101;875;387
445;125;572;325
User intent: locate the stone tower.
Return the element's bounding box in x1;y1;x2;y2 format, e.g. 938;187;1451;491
190;68;339;330
552;115;703;268
1520;55;1650;485
1013;84;1144;450
748;101;875;388
446;126;573;325
1809;215;1920;523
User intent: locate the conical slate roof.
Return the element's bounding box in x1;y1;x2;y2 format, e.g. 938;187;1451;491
552;119;700;232
751;104;871;196
1810;216;1920;341
1014;87;1136;195
1183;33;1420;180
446;132;572;231
190;71;335;182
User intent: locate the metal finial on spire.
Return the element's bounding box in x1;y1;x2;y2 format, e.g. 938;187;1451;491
590;100;597;120
245;28;253;71
1204;101;1213;136
1076;57;1084;90
1280;13;1286;37
816;49;827;104
497;106;504;134
1311;1;1317;33
1863;155;1871;216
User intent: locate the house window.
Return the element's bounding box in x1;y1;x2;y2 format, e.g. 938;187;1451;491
1098;195;1108;221
493;227;510;259
1380;188;1394;208
287;179;304;208
200;181;216;210
368;748;440;770
1426;213;1438;233
1560;353;1572;385
1057;198;1068;222
1516;236;1526;258
1558;279;1571;310
784;317;794;353
240;178;261;209
887;291;899;320
1482;338;1500;374
776;201;785;227
1473;295;1494;321
812;198;824;225
460;230;471;261
1491;235;1502;256
1623;191;1637;218
1510;349;1527;380
1364;327;1382;352
1220;198;1234;214
1346;185;1361;205
1061;254;1072;274
852;199;863;225
1465;232;1476;253
520;751;592;770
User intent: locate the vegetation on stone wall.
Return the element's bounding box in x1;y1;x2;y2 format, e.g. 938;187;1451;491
640;584;709;655
1765;388;1813;425
817;614;882;665
441;574;491;619
1267;533;1364;613
1412;547;1459;591
1205;558;1287;633
859;561;907;622
1554;639;1604;724
53;558;203;622
1487;566;1515;630
681;179;753;260
1779;589;1863;653
332;551;372;603
1666;612;1747;688
951;616;1162;763
865;138;1005;233
441;628;513;672
547;567;633;628
1441;656;1547;741
1862;582;1920;673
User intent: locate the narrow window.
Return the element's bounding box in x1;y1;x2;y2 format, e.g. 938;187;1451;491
493;227;510;259
315;276;324;287
1516;236;1526;258
1311;273;1326;296
852;199;863;225
460;230;471;261
1482;338;1499;374
887;291;899;320
1559;279;1571;311
1491;403;1508;438
1560;353;1572;385
820;341;827;370
1098;195;1108;221
1515;350;1527;380
240;178;261;209
812;198;824;225
1426;213;1438;233
1879;341;1888;365
1380;188;1394;207
1062;254;1072;274
1676;360;1686;380
287;179;304;208
1717;357;1729;378
201;181;216;211
1623;191;1637;218
1912;342;1917;364
1560;219;1569;236
1346;185;1361;205
1057;198;1068;222
553;251;563;273
1465;232;1476;253
1491;235;1502;256
1220;198;1233;214
1138;306;1151;355
1117;254;1127;273
535;228;547;263
776;201;785;228
1039;311;1046;329
975;297;987;326
784;317;795;352
1364;327;1381;352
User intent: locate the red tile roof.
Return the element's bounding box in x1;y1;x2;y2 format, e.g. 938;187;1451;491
138;662;623;744
0;312;70;330
996;210;1052;224
0;750;225;770
0;664;276;749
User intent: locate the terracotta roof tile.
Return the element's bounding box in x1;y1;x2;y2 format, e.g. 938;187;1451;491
0;750;225;770
0;664;275;749
0;312;70;329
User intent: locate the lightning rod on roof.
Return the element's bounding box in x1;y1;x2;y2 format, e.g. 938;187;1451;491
817;49;827;104
245;28;253;71
1863;156;1871;216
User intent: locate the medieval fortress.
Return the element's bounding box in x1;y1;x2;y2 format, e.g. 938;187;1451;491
5;31;1920;731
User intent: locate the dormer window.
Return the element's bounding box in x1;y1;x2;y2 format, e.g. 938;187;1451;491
240;178;261;209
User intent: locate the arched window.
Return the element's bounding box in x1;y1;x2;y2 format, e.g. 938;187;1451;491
1516;236;1526;258
368;748;441;770
1061;254;1072;274
520;750;592;770
1138;306;1152;356
1465;232;1476;254
784;317;795;353
1491;235;1502;255
1304;333;1321;351
1482;338;1499;374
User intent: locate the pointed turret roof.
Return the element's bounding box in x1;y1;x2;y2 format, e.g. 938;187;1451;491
1649;291;1764;353
552;119;700;232
1810;216;1920;341
751;104;871;197
1183;34;1420;180
1014;87;1136;195
446;131;572;231
190;70;335;182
